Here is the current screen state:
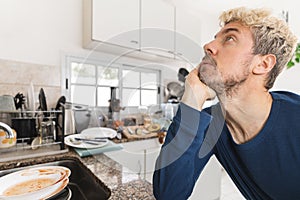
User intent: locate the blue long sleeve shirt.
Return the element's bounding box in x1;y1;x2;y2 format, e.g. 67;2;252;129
153;91;300;200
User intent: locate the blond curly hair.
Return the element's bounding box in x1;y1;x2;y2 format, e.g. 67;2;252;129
219;7;298;89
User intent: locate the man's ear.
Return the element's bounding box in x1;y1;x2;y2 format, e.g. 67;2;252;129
253;54;276;75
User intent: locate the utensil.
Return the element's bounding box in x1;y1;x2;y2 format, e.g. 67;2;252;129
74;137;107;143
72;138;105;146
64;134;109;149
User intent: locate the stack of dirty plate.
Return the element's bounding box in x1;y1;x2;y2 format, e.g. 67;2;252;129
0;166;71;200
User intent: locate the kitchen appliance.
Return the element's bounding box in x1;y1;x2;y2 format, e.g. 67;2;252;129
73;104;91;133
54;97;76;136
108;87;124;121
64;103;76;135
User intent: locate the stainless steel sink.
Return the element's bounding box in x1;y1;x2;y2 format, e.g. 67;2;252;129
0;157;111;200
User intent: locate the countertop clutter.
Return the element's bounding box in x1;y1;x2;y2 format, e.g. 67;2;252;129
0;146;156;200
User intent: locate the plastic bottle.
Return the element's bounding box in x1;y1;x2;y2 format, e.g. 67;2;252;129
164;100;174;121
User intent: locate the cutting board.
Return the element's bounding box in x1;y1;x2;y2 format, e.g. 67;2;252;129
74;140;123;157
122;126;159;139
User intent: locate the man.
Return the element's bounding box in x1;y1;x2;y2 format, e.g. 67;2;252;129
153;7;299;200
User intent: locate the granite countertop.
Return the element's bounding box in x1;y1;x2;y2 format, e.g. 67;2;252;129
82;153;155;200
0;141;156;200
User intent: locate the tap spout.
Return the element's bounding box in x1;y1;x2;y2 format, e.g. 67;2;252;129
0;122;14;139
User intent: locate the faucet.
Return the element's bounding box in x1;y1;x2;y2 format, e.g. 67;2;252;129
0;122;14;139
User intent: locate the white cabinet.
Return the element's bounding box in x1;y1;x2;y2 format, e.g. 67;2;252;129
175;7;203;65
188;156;222;200
104;138;162;179
140;0;175;58
83;0;203;63
84;0;140;50
145;146;161;183
105;139;221;200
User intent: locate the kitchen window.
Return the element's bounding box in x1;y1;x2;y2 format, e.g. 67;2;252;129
64;56;161;107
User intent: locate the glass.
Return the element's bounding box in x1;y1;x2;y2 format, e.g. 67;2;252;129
122;88;140;106
97;87;119;107
97;66;119;86
141;90;157;106
71;62;96;84
71;85;96;106
141;72;157;89
122;70;140;88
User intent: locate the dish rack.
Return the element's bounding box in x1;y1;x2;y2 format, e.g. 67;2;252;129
0;109;68;162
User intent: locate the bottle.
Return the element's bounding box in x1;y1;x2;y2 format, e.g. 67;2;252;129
164;100;174;121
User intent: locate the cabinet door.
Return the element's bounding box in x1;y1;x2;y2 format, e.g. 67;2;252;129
92;0;140;49
145;146;161;183
105;149;144;175
175;7;203;65
141;0;175;58
188;156;222;200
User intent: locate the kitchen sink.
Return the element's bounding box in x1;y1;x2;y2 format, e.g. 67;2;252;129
0;157;111;200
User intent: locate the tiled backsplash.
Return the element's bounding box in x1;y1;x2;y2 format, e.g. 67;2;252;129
0;59;61;109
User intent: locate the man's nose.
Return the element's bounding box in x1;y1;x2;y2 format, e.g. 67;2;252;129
204;40;217;55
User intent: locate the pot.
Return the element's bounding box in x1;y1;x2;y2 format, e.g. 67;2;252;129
11;118;37;143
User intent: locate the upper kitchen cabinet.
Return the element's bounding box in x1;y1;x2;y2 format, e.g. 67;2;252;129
140;0;175;59
83;0;140;50
175;7;203;65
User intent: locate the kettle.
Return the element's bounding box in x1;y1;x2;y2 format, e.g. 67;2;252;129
54;96;76;136
64;103;76;135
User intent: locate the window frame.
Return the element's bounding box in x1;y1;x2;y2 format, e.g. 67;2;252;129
63;55;161;108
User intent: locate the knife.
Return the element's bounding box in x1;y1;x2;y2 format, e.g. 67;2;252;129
74;137;107;143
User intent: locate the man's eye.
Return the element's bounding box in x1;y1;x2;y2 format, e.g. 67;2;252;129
225;36;234;42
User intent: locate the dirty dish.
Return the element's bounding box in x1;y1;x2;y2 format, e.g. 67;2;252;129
80;127;117;138
0;166;70;200
64;134;109;149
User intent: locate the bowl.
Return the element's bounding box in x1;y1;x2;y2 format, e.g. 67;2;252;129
0;128;17;148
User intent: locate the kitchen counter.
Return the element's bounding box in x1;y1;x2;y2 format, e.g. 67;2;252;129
83;153;155;200
0;142;156;200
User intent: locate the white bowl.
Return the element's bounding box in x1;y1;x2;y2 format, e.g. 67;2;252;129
0;129;17;148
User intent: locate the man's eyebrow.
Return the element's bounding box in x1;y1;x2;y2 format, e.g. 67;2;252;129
214;27;240;39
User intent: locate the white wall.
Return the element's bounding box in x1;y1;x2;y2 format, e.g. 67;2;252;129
0;0;299;96
0;0;85;66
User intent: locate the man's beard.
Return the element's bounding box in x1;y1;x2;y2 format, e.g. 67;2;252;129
199;56;251;97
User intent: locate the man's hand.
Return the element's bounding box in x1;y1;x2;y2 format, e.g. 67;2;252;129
181;67;216;111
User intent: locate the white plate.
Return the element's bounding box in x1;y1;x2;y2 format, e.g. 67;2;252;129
81;127;117;138
0;166;70;200
64;134;109;149
27;82;35;111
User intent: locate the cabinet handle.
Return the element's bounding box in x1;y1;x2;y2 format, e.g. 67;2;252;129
130;40;138;44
